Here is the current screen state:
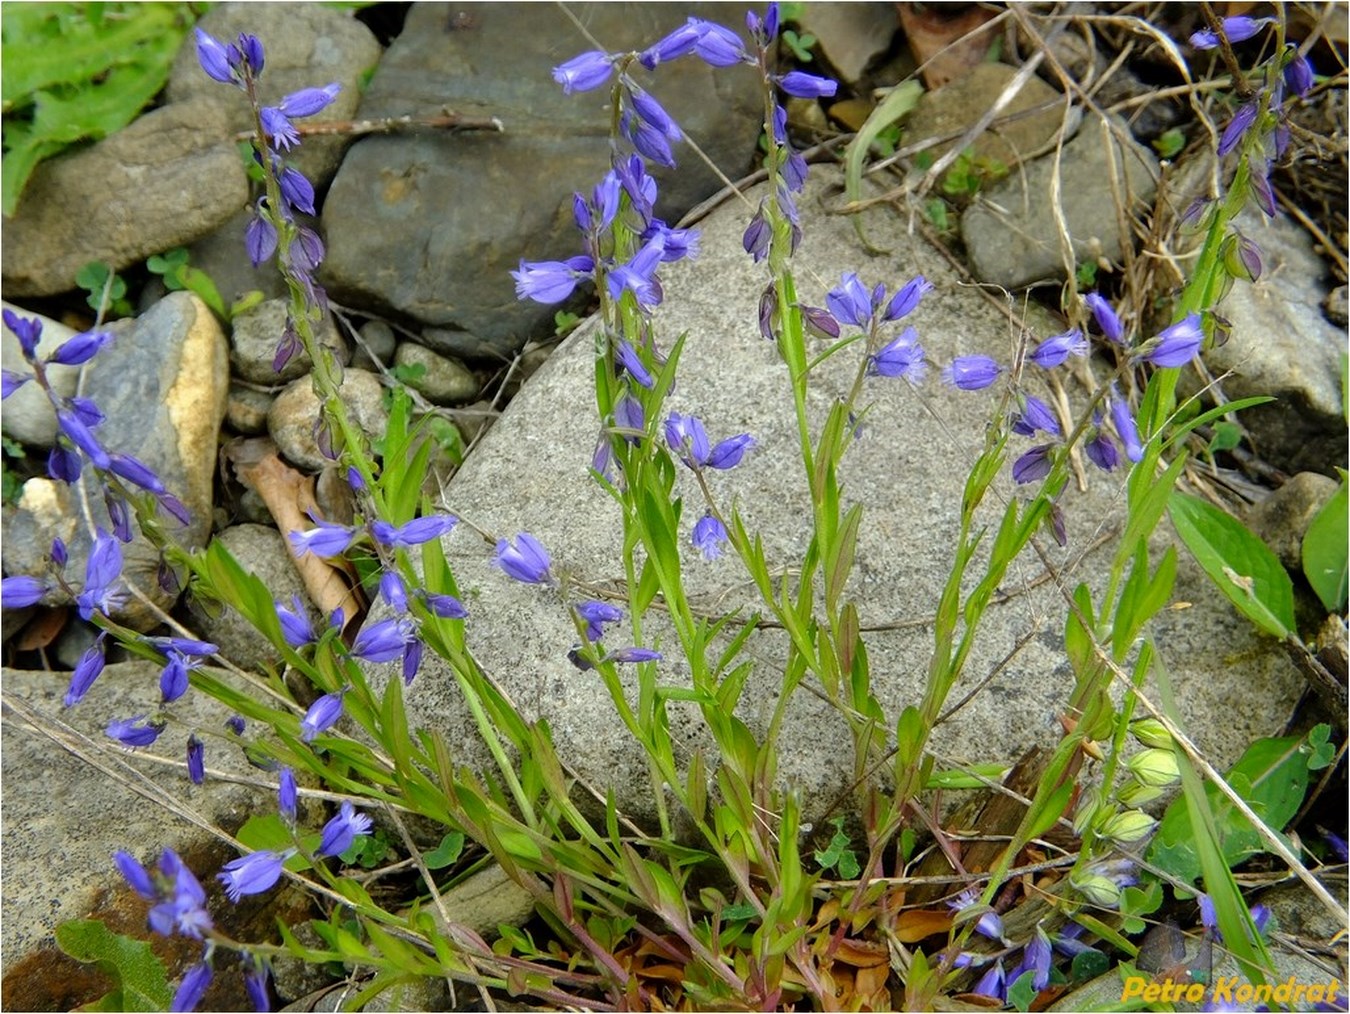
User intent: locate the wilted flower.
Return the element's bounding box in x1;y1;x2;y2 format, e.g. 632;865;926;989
575;600;624;642
1012;444;1054;484
106;715;164;748
186;735;205;785
64;634;107;707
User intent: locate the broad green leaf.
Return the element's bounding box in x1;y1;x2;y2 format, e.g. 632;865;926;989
1302;474;1347;612
1147;729;1318;884
1168;491;1295;639
54;919;172;1012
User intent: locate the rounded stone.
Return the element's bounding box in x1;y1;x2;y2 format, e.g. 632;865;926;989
267;368;389;472
230;298;349;385
392;343;479;405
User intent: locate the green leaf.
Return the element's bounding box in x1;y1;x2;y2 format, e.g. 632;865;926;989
423;832;465;870
1152;128;1186;158
843;80;923;252
1302;474;1347;612
1168;491;1295;639
54;919;173;1011
1147;729;1318;884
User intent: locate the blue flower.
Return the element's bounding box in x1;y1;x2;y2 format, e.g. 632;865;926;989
3;309;43;359
640;20;703;67
218;848;290;901
947;888;1005;941
1028;328;1088;368
186;735;205;785
76;531;125;620
614;391;645;441
2;574;47;608
57;407;111;469
379;571;409;613
2;369;29;399
1138;313;1203;367
512;255;595;304
1084;293;1125;345
1190;16;1272;49
495;532;555;585
604;646;662;664
665;412;711;467
1085;428;1119;471
942;354;1002;390
351;617;414;664
1284;47;1314;97
300;690;345;742
370;515;457;548
884;275;933;322
422;591;469;619
108;453;166;494
279;165;316;215
288;518;357;558
742;207;770;262
107;715;164;748
1012;395;1061;437
869;329;927;383
261;84;341;150
242;953;271;1013
707;433;756;470
973;959;1006;1001
1019;925;1053;991
553;50;614;93
691;20;750;67
275;596;316;648
317;800;373;858
692;512;728;560
245;205;278;267
47;329;113;366
777;70;837;98
628;86;682;142
617;340;656;389
279;766;298;824
195;27;239;84
1109;390;1143;462
1012;445;1054;484
1218;102;1259;156
607;236;667;307
114;850;157;899
148;848;214;939
171;962;213;1014
576;600;624;642
826;272;879;328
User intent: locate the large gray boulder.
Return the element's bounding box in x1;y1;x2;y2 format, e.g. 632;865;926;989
365;166;1305;828
320;2;764;360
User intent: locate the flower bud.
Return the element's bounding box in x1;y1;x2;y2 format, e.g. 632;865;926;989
1130;718;1173;749
1099;808;1157;844
1126;747;1180;788
1115;779;1164;807
1073;786;1102;838
1071;871;1123;909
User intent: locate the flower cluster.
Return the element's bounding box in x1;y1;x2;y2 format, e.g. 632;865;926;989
1;310;189;532
1185;16;1315;223
195;28;340;366
115;776;375;1011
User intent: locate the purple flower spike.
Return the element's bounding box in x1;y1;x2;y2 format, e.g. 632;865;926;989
692;512;729;560
3;574;47;608
114;850;156;899
553;50;614;93
218;849;289;902
48;330;113;366
512;256;595;304
778;71;837;98
300;690;345;742
1084;293;1125;344
1029;328;1088;369
495;532;555;585
1138;313;1203;367
317;800;373;858
107;715;164;748
1012;445;1054;484
942;354;1002;390
576;600;624;642
708;433;756;470
869;328;927;383
172;962;213;1014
